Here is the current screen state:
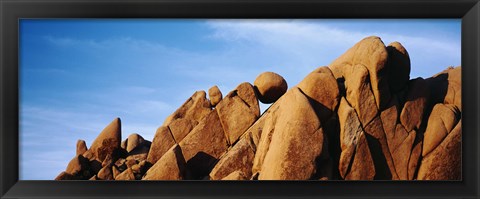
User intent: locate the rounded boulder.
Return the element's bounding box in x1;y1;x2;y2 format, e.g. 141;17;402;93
253;72;288;104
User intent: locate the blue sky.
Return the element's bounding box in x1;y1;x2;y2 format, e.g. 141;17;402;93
19;19;461;180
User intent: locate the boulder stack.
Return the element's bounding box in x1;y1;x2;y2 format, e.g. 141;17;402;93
56;36;461;181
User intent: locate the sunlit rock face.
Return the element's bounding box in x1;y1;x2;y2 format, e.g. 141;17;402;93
55;36;461;181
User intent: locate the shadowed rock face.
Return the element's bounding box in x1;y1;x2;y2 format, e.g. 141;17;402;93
56;36;461;181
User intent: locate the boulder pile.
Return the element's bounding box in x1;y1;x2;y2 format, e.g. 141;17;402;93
56;36;461;180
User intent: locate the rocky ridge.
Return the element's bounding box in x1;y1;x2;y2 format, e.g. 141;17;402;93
56;36;461;181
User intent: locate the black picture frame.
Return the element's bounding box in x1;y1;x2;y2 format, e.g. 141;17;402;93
1;0;479;198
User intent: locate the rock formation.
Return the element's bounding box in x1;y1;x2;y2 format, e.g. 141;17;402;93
56;36;461;181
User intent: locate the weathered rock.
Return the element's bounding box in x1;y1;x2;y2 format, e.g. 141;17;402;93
345;132;376;180
101;154;113;168
208;85;223;107
400;78;429;132
163;91;212;126
427;66;461;110
253;72;288;104
97;166;114;180
329;36;390;109
114;158;127;171
168;118;198;143
362;115;399;180
125;133;145;153
417;120;461;180
209;136;255;180
386;42;410;93
65;155;88;176
88;118;122;162
146;126;176;164
143;144;187;180
126;141;150;163
115;168;135;180
337;97;363;178
251;97;282;175
76;140;88;156
344;64;378;125
297;66;340;121
391;130;416;180
408;140;422;180
258;87;325;180
422;104;460;156
179;110;228;179
233;82;261;117
222;170;248;180
216;94;258;145
112;166;121;179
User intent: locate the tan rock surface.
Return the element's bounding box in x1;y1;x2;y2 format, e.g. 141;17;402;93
344;64;378;125
143;144;186;180
125;133;145;153
253;72;288;104
400;78;429;132
258;87;325;180
329;36;390;109
216;94;258;145
178;110;228;179
417;120;461;180
146;126;176;164
88;118;122;162
209;136;255;180
222;170;248;180
422;104;460;156
168;118;198;143
163;91;212;126
208;85;223;107
76;140;87;156
297;66;340;122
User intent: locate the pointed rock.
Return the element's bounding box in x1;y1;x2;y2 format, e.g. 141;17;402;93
88;118;122;162
143;144;187;180
208;85;223;107
163;91;212;126
76;140;87;156
253;72;288;104
146;126;176;164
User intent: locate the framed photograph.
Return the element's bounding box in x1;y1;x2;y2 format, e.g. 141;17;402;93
1;0;479;198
